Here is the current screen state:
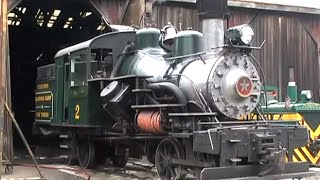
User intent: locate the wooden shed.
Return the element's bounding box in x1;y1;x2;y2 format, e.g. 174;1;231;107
0;0;320;171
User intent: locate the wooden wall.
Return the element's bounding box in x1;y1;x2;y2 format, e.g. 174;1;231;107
152;2;199;30
228;8;320;101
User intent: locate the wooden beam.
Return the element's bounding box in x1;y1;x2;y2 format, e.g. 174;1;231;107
122;0;145;27
228;0;320;15
8;0;21;12
0;0;8;178
120;0;130;25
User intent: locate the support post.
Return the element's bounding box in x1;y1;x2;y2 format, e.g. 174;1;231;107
0;0;8;177
122;0;145;27
4;103;43;178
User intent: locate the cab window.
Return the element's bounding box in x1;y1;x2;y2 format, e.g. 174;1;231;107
70;53;86;86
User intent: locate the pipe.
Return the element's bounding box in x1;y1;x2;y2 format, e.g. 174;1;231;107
146;95;160;104
147;82;187;104
110;42;134;78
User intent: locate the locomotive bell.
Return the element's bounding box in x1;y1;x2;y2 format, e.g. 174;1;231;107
163;22;177;45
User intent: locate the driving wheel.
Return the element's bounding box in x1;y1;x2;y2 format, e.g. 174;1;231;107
155;138;185;180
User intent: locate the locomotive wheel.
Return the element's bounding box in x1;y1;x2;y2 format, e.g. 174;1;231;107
64;146;78;165
77;139;95;169
64;135;78;165
155;138;185;180
111;154;128;168
5;164;13;174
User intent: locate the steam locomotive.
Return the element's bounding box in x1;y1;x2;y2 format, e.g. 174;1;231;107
33;23;312;179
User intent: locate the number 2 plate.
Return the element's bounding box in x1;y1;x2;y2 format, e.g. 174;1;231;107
75;105;80;120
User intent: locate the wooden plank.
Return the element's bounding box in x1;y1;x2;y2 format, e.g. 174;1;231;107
0;0;8;177
4;28;12;162
228;0;320;15
152;2;199;30
90;0;127;24
122;0;145;27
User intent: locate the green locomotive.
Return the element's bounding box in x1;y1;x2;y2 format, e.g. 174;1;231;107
33;16;312;179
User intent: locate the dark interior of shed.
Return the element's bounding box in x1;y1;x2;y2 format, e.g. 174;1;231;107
9;0;109;147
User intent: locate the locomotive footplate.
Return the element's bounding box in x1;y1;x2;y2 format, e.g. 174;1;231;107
193;122;311;179
200;162;315;180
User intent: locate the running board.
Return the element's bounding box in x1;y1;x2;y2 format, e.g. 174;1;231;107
200;162;314;180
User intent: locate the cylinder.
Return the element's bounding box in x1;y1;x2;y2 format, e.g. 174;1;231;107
287;82;297;103
136;111;165;134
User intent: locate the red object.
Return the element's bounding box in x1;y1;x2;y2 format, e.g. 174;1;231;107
272;90;278;97
236;76;253;97
137;111;164;133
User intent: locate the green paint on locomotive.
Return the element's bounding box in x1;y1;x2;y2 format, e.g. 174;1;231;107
35;31;136;127
35;64;55;124
36;52;106;127
173;30;203;58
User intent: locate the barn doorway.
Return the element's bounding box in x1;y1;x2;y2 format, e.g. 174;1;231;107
8;0;109;149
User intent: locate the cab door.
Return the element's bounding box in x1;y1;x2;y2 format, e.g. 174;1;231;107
67;51;88;125
53;56;66;125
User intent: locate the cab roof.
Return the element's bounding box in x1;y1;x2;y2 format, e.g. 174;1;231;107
54;30;136;59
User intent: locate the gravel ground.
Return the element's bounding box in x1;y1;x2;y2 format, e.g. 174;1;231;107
1;157;320;180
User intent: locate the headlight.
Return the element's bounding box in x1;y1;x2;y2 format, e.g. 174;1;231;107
306;91;313;99
301;90;313;102
240;25;254;45
225;24;255;45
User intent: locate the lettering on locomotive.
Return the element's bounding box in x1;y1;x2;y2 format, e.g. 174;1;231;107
36;112;50;118
35;95;52;102
37;83;49;90
35;91;53;121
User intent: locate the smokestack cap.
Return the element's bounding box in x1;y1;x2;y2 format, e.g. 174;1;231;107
197;0;229;19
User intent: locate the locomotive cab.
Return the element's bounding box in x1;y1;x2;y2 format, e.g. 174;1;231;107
35;31;136;127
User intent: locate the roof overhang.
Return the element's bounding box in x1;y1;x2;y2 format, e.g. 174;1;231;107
228;0;320;15
165;0;320;15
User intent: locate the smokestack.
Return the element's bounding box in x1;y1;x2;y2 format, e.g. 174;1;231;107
197;0;229;53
